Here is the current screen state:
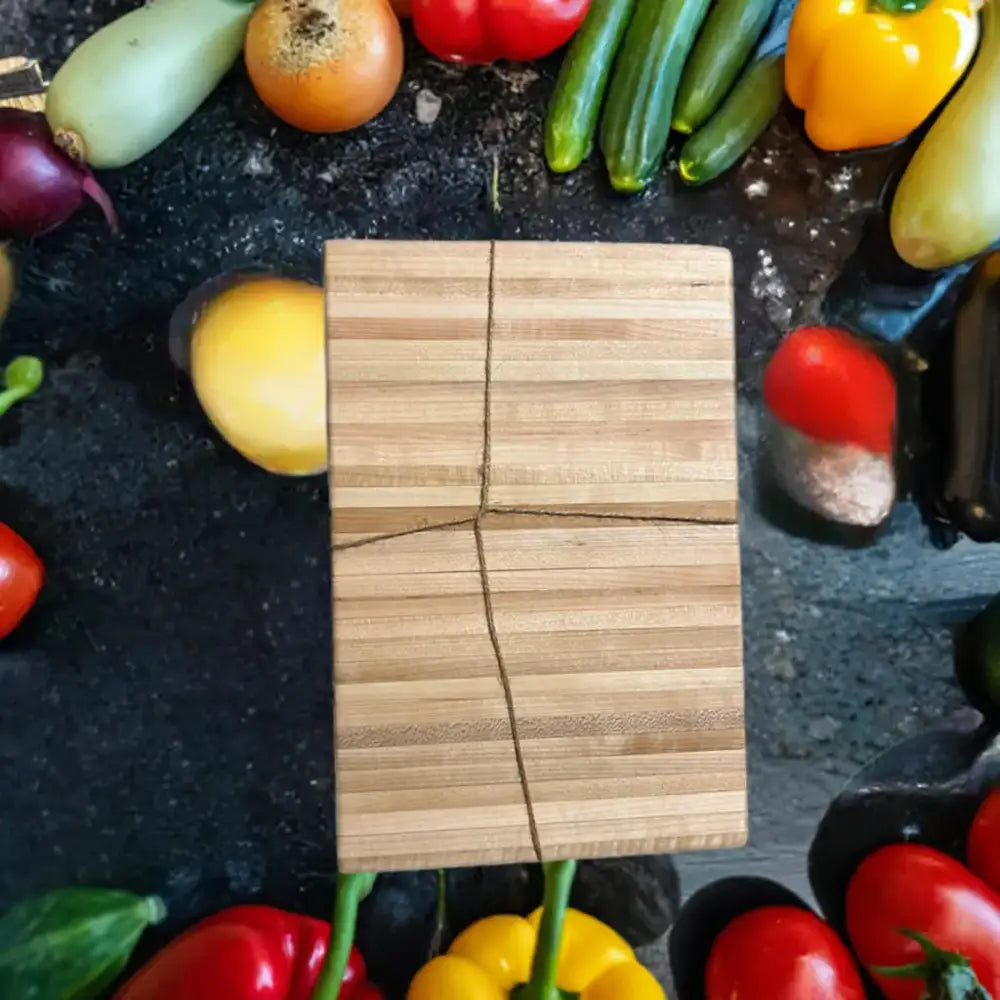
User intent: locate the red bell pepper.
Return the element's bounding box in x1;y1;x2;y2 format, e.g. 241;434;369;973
412;0;590;64
115;876;383;1000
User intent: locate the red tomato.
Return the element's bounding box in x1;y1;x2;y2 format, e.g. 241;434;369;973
705;906;865;1000
969;789;1000;894
0;522;43;639
763;325;896;456
846;844;1000;1000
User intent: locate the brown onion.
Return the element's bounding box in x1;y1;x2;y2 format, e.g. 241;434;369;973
0;109;118;239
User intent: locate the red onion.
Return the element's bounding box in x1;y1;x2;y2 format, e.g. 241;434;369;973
0;109;118;239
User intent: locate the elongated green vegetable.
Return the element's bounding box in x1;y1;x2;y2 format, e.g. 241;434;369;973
678;53;785;186
673;0;779;134
600;0;712;193
890;0;1000;271
0;888;164;999
545;0;637;174
46;0;254;170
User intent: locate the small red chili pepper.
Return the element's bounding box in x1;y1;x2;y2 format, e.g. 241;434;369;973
0;521;44;640
113;903;383;1000
412;0;590;64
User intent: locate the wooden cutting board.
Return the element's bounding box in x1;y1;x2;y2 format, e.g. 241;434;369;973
0;57;46;112
327;240;746;873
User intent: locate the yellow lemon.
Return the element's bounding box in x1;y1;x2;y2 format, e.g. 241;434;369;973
189;276;327;476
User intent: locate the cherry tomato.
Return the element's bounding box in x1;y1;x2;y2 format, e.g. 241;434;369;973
0;522;43;639
846;843;1000;1000
968;789;1000;894
705;906;865;1000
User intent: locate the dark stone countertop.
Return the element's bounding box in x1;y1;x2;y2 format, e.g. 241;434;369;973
3;0;1000;993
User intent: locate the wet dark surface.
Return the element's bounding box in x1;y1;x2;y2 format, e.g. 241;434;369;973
3;0;1000;992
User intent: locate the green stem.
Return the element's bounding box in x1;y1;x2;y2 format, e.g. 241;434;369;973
0;356;43;418
428;869;448;958
518;861;578;1000
310;873;377;1000
869;0;932;13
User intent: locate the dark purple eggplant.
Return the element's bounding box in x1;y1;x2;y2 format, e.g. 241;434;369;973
939;254;1000;542
808;718;999;940
956;592;1000;725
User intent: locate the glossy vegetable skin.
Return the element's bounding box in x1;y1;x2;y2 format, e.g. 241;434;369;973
678;53;784;186
891;0;1000;269
544;0;637;173
245;0;404;133
846;844;1000;1000
0;888;163;1000
786;0;979;153
115;905;382;1000
412;0;590;64
941;254;1000;542
45;0;254;169
0;522;43;640
956;591;1000;718
968;789;1000;895
407;908;664;1000
672;0;778;134
763;326;896;456
705;906;865;1000
600;0;712;192
0;109;118;238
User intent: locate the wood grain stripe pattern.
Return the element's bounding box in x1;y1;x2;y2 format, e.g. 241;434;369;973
327;240;746;872
0;57;46;112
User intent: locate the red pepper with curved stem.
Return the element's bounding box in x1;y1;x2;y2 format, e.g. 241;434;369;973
115;875;382;1000
412;0;590;64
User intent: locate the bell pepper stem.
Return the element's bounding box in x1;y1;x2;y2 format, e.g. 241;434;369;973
0;356;43;418
518;860;578;1000
869;0;932;12
311;873;377;1000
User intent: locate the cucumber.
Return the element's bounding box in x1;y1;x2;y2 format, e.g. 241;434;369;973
678;53;784;187
545;0;638;174
673;0;780;134
600;0;713;193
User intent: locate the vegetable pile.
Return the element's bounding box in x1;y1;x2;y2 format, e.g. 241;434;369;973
545;0;791;189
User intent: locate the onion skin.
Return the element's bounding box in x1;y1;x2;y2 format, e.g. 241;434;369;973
890;0;1000;271
0;109;118;239
45;0;254;170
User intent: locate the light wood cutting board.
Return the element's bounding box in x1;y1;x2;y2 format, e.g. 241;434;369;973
327;240;746;873
0;57;46;112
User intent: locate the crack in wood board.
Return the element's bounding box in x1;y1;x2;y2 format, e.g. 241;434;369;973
327;240;746;871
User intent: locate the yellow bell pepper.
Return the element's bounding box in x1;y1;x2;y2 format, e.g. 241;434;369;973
785;0;980;151
407;908;666;1000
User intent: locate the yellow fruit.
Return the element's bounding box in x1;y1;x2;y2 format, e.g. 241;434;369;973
189;276;327;476
0;246;14;328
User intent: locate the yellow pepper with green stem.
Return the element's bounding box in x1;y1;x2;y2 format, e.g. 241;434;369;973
407;862;666;1000
785;0;980;152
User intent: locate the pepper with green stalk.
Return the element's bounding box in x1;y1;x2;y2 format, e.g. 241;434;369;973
407;860;665;1000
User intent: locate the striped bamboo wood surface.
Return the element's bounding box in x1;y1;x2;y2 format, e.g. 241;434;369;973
0;57;45;112
327;240;746;872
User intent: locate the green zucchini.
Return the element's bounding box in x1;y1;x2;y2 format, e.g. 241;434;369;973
678;53;784;187
673;0;780;134
545;0;638;174
600;0;713;193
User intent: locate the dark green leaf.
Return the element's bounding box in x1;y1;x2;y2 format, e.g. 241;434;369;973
0;888;165;1000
